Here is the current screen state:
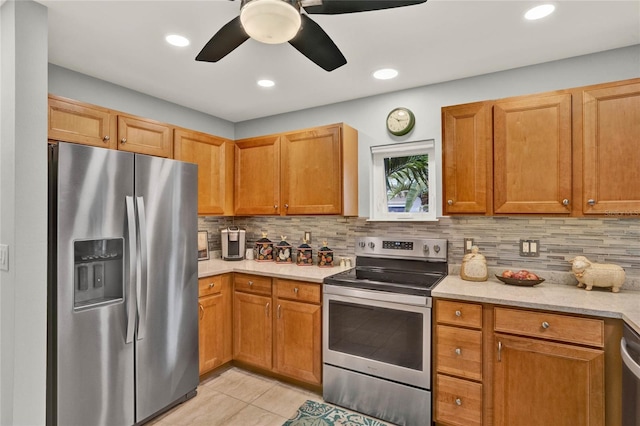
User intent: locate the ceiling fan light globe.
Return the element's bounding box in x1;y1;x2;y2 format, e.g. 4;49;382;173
240;0;301;44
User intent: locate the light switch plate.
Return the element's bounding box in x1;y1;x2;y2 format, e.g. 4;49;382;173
0;244;8;271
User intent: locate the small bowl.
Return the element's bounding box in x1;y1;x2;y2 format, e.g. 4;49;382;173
495;274;545;287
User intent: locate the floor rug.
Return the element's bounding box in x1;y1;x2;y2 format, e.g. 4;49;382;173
283;400;389;426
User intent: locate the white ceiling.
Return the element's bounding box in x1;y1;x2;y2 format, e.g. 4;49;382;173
40;0;640;123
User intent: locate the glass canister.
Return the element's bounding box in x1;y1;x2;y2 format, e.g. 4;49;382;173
254;232;274;262
275;236;292;264
317;241;334;267
296;240;314;266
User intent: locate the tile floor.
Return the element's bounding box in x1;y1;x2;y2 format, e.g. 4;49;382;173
148;366;387;426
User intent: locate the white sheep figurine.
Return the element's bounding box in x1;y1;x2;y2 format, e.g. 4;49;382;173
569;256;625;293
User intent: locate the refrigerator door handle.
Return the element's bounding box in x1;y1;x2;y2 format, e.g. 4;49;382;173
136;196;148;340
125;196;137;344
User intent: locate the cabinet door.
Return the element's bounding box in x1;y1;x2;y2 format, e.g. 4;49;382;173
174;129;234;215
442;102;492;214
233;291;273;369
582;82;640;215
117;115;173;158
274;299;322;385
281;125;342;215
234;136;280;215
494;94;572;214
493;334;604;426
199;292;231;375
48;95;117;149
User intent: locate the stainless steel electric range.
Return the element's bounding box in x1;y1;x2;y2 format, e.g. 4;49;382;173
323;236;448;426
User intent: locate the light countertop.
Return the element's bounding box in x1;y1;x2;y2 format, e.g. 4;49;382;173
198;258;351;284
433;274;640;335
199;259;640;334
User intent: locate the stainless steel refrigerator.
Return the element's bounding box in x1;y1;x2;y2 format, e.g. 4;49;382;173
47;142;199;425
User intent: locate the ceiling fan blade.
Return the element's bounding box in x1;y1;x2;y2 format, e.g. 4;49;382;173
288;14;346;71
303;0;427;14
196;16;249;62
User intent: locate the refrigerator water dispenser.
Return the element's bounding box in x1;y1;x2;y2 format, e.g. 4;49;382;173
73;238;124;309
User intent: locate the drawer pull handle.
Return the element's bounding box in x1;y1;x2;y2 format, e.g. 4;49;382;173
209;282;214;288
199;303;204;319
498;341;502;362
277;304;282;319
455;310;462;317
455;348;462;356
542;321;550;329
266;302;270;317
455;398;462;406
294;287;299;295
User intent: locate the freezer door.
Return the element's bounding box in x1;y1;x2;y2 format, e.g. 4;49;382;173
134;154;199;422
52;143;135;426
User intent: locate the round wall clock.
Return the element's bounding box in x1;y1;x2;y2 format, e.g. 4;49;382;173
386;107;415;136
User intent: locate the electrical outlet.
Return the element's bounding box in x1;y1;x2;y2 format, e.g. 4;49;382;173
0;244;8;271
304;231;312;244
464;238;474;254
519;239;540;257
520;239;530;255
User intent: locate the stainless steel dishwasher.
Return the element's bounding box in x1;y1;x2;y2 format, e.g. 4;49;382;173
621;323;640;426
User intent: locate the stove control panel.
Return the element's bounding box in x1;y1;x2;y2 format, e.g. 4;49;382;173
355;236;448;261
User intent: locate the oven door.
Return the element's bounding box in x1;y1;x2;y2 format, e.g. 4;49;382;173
323;284;431;389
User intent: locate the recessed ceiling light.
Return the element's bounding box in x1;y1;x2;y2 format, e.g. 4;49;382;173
165;34;190;47
373;68;398;80
257;79;275;88
524;4;555;20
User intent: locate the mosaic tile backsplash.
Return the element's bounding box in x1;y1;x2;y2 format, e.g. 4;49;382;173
199;215;640;291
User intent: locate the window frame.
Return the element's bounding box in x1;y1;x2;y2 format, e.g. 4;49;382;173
369;140;437;222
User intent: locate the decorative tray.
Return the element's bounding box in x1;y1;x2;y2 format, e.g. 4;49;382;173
495;275;545;287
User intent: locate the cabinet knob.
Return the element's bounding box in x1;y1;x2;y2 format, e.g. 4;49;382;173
542;321;550;329
562;199;570;206
248;280;253;286
587;199;596;206
285;204;289;209
209;282;214;288
455;310;462;317
455;398;462;406
274;204;278;210
120;137;127;144
447;200;453;206
294;287;299;294
455;348;462;356
103;135;110;142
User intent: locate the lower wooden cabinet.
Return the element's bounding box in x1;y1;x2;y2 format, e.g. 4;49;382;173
198;274;232;376
434;300;622;426
233;275;323;386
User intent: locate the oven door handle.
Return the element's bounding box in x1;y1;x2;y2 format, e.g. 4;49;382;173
323;284;431;307
621;337;640;380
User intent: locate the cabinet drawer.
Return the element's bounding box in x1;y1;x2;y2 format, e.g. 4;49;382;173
436;300;483;329
494;307;604;347
436;374;482;426
234;273;272;296
275;279;321;304
198;275;225;298
436;325;482;381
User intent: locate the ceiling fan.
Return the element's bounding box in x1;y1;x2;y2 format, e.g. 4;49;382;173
195;0;427;72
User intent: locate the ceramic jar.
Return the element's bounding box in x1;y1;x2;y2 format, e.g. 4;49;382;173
317;241;334;267
275;236;292;264
254;233;274;262
460;245;488;282
296;240;313;266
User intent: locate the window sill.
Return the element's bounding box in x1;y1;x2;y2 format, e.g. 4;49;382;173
365;217;440;222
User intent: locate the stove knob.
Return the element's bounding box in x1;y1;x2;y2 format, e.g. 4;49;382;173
423;245;430;254
358;241;366;248
368;242;375;249
434;245;441;253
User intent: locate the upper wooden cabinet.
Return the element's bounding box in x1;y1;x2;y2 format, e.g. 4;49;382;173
174;128;234;216
442;102;493;215
581;81;640;215
234;123;358;216
442;77;640;217
493;92;572;214
48;95;173;158
48;95;117;149
117;114;172;158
